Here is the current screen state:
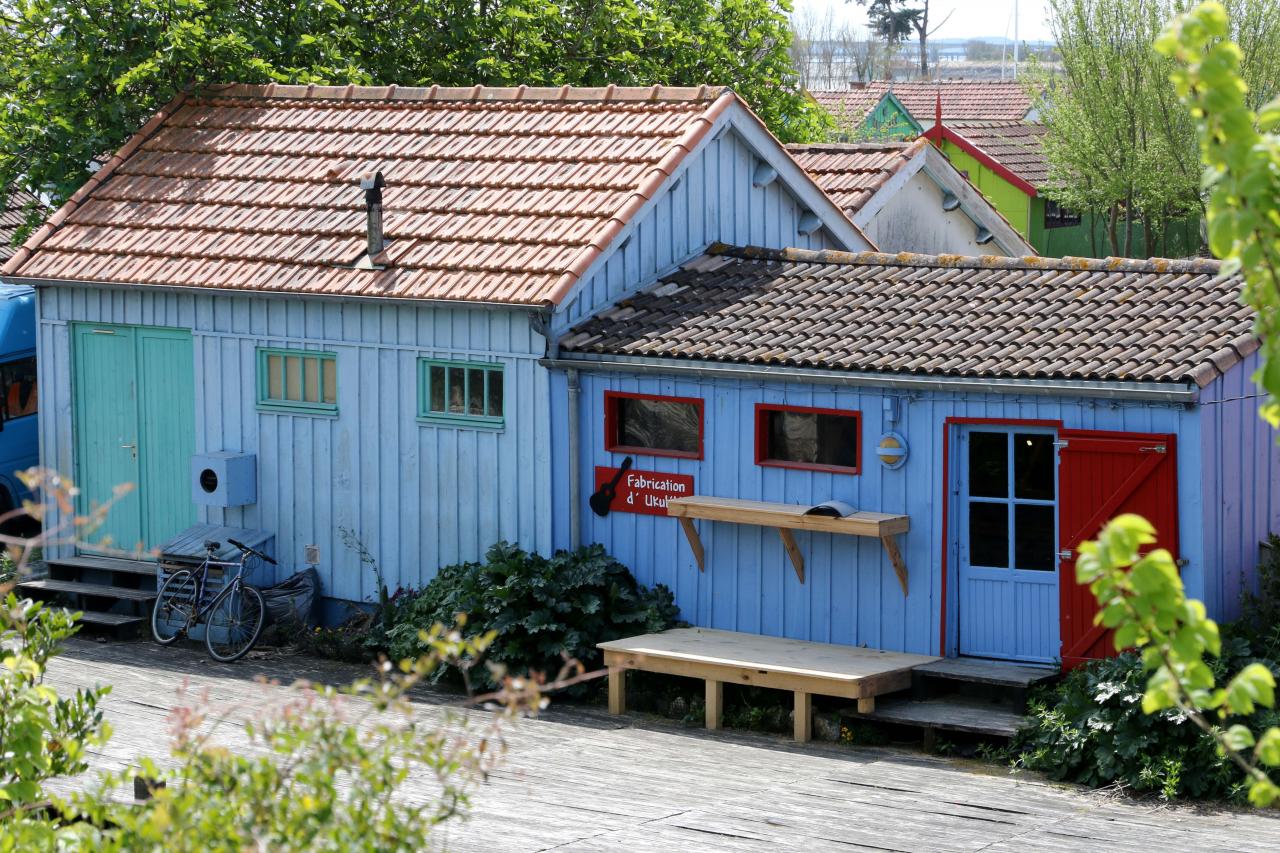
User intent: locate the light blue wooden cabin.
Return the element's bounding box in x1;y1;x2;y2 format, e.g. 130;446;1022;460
1;85;872;620
545;247;1279;667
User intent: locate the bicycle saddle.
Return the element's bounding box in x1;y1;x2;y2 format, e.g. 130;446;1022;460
203;539;221;552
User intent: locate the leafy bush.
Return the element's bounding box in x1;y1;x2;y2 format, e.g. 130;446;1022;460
384;542;679;691
1;594;537;849
0;595;110;845
1239;534;1280;657
1014;629;1280;801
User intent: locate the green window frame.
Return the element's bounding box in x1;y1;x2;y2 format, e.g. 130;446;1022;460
418;358;504;428
256;348;338;414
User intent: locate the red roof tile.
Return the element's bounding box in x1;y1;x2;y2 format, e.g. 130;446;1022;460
0;189;41;263
3;84;739;304
560;244;1251;388
812;80;1036;122
945;120;1050;188
785;140;927;215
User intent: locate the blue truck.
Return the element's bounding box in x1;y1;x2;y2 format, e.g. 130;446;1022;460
0;283;38;524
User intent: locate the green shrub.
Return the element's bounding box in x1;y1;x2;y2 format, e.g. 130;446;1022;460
0;594;110;845
1013;630;1280;801
383;542;679;691
1239;534;1280;659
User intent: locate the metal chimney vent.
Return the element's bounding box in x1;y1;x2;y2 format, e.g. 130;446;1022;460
359;171;386;261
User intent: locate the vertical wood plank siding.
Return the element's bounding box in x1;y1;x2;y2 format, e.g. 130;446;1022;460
556;128;838;330
1199;351;1280;620
37;287;552;605
557;369;1204;655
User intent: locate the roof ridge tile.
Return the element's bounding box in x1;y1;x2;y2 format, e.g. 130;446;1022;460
202;83;728;104
706;243;1222;277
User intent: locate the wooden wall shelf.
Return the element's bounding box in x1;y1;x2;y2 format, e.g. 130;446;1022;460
666;495;910;595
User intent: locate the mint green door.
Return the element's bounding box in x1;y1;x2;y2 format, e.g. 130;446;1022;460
73;324;195;554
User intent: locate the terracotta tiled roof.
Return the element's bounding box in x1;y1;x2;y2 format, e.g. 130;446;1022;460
785;140;927;215
0;189;40;263
809;87;886;118
812;80;1035;122
946;120;1050;188
2;84;743;305
560;244;1252;388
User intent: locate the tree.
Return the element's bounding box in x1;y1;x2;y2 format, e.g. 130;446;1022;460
0;0;827;231
855;0;920;78
853;0;949;78
1037;0;1280;258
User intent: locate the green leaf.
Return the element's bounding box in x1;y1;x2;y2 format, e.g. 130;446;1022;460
1221;723;1255;752
1256;728;1280;767
1249;778;1280;807
1225;663;1277;714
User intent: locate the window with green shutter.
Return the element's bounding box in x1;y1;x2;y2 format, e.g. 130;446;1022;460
257;348;337;414
418;359;504;428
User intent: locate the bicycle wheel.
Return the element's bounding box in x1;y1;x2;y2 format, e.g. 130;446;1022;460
204;581;265;663
152;569;197;645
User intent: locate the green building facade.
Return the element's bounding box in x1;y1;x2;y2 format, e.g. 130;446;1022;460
936;137;1201;259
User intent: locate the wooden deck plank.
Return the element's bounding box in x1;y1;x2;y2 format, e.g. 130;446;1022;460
47;556;157;576
76;611;148;627
599;628;938;683
38;638;1280;853
850;696;1027;738
913;657;1059;689
18;578;156;601
666;496;909;537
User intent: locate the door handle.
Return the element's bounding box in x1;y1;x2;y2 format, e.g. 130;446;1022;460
1058;549;1073;560
120;443;136;449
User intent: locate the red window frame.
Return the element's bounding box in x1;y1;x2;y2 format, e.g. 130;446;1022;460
754;403;861;475
603;390;705;460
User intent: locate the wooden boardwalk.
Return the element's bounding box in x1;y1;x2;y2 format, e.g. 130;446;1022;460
43;637;1280;852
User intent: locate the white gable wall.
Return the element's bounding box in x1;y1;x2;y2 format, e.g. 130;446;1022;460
854;150;1033;257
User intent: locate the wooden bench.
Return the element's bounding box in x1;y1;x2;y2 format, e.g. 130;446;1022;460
599;628;940;742
666;496;911;594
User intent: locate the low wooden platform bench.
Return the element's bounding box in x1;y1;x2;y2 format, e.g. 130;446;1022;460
598;627;940;742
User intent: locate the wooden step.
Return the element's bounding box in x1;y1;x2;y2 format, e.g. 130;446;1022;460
912;658;1058;690
847;695;1027;739
76;610;148;628
18;578;157;602
46;555;157;577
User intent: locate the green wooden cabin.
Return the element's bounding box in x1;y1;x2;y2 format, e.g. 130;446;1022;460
811;89;921;142
929;121;1201;258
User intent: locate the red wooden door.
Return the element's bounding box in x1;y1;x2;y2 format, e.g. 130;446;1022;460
1057;430;1179;669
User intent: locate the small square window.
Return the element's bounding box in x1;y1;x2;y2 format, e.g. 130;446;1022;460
1;356;38;419
1044;200;1082;229
755;404;860;474
419;359;504;428
257;348;337;414
604;391;703;459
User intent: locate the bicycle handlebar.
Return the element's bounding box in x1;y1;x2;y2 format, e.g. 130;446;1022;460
227;537;278;565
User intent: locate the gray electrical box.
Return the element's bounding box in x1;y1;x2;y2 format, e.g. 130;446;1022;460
191;452;257;507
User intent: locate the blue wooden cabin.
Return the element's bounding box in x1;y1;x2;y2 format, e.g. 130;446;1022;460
0;84;871;621
3;84;1275;667
547;246;1277;666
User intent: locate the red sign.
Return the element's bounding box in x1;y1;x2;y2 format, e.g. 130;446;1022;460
593;466;694;516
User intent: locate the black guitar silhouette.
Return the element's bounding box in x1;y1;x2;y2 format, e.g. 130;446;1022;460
590;457;633;517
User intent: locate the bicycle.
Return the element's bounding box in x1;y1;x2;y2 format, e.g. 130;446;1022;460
151;537;276;662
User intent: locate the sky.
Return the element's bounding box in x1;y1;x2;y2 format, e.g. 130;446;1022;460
791;0;1056;43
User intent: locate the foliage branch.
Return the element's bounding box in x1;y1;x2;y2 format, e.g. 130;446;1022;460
1157;0;1280;423
1076;513;1280;805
